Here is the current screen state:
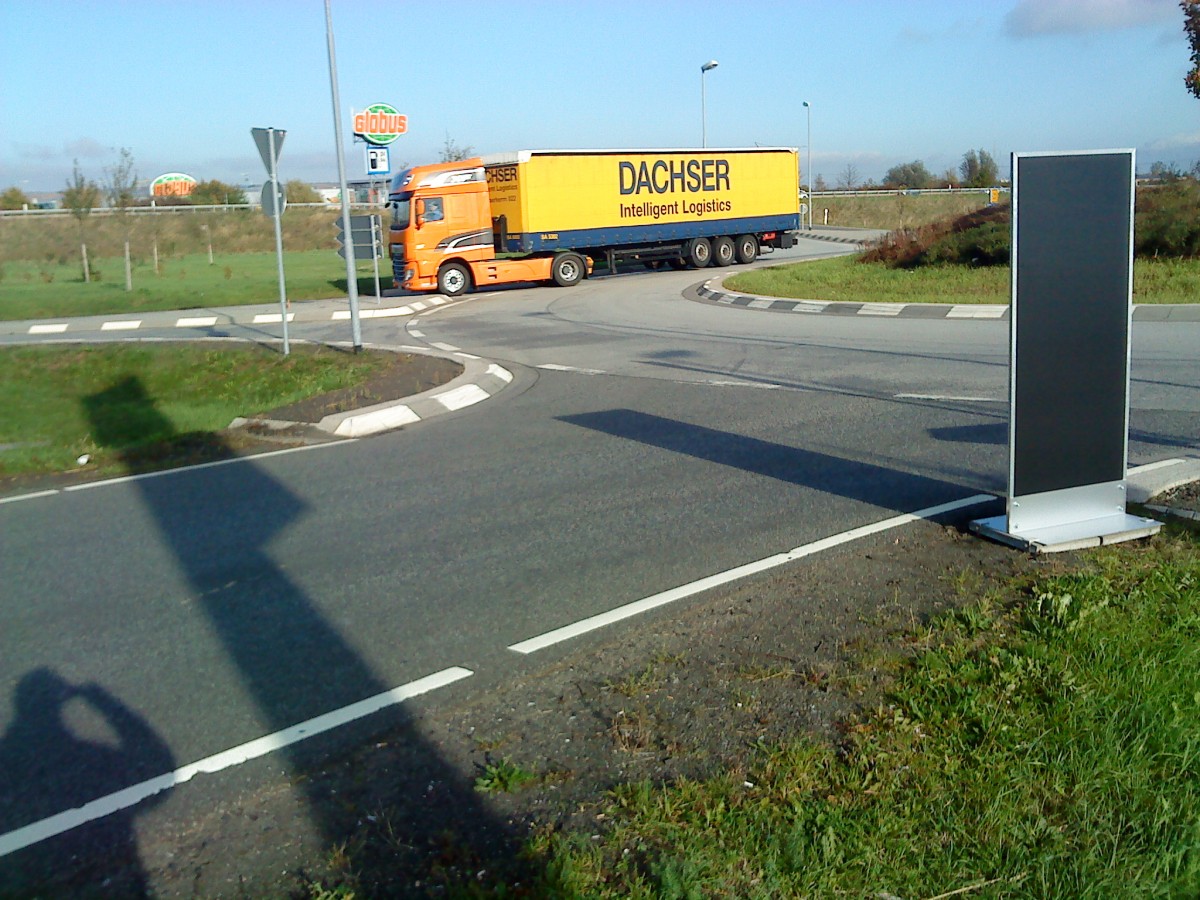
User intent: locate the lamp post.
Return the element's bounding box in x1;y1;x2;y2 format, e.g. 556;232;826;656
803;100;812;229
701;60;718;148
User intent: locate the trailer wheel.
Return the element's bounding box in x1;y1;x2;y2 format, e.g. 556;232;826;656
687;237;712;268
438;262;471;297
551;252;585;287
735;234;758;264
712;236;735;267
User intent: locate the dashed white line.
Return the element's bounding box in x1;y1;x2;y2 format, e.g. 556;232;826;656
487;364;514;382
100;320;142;331
857;303;906;316
507;494;996;655
431;342;460;352
0;666;473;859
409;329;424;338
0;489;59;505
176;316;219;328
28;323;68;334
536;363;607;375
946;306;1006;319
251;313;295;324
706;380;783;390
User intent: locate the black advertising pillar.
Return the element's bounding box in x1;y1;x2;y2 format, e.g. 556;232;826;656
972;150;1160;552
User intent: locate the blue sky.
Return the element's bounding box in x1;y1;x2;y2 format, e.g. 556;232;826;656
1;0;1194;193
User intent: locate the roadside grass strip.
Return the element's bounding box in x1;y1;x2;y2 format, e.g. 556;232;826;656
527;526;1200;898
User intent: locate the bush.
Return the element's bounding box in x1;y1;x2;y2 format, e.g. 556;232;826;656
1136;180;1200;258
863;204;1011;268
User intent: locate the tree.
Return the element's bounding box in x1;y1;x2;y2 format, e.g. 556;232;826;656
439;134;475;162
63;160;102;282
103;147;138;212
883;160;933;189
1184;0;1200;98
103;148;138;291
189;180;247;206
1;186;30;210
285;180;322;203
959;149;1000;187
837;162;861;190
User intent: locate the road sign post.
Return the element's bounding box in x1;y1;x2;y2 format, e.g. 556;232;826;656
971;149;1160;553
251;126;290;356
335;214;383;303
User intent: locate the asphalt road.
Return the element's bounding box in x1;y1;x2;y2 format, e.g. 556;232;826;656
1;234;1197;879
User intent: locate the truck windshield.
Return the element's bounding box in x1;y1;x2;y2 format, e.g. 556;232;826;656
390;195;411;229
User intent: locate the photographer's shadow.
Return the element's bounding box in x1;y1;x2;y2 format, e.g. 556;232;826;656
0;668;173;896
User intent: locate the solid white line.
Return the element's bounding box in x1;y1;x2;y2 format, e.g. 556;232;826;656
706;380;782;390
101;320;142;331
61;441;356;493
895;393;1005;402
28;323;69;334
0;489;59;505
434;383;490;411
508;493;997;655
176;316;219;328
0;667;473;859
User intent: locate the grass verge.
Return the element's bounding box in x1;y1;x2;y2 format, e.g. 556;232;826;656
726;255;1200;305
0;249;390;320
526;525;1200;897
0;343;390;480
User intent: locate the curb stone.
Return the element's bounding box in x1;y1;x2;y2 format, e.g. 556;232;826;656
229;344;514;439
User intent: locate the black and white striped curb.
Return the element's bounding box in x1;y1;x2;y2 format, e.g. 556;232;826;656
6;295;455;337
696;279;1200;322
231;345;514;439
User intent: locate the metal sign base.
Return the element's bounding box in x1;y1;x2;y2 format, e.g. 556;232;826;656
970;511;1161;555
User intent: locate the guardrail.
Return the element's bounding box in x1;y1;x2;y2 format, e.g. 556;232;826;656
807;187;1007;198
0;202;383;218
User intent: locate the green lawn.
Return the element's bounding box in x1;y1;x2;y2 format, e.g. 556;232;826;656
0;343;390;479
0;249;388;320
530;528;1200;897
726;255;1200;305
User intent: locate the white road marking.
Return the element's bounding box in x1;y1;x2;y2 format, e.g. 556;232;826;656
0;667;473;859
487;364;513;382
536;364;606;375
176;316;219;328
895;393;1005;402
333;404;420;436
706;380;783;390
28;324;68;334
431;342;460;352
100;320;142;331
408;329;424;338
508;493;997;654
61;441;356;493
0;489;59;505
251;313;295;324
1128;458;1186;475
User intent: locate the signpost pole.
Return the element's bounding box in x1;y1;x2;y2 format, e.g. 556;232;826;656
370;215;382;303
267;128;290;356
324;0;363;351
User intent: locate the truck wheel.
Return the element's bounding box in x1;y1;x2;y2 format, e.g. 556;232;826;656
687;238;712;268
551;253;585;287
438;262;471;297
712;236;735;267
734;234;758;264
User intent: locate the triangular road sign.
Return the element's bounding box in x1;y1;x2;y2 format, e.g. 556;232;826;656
251;128;286;173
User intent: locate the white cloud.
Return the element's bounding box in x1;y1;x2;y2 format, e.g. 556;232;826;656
62;137;110;160
1006;0;1178;36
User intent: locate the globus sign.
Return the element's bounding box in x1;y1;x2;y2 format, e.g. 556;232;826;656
150;172;197;197
353;103;407;145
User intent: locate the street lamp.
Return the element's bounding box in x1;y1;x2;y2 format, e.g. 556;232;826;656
803;100;812;229
701;60;718;148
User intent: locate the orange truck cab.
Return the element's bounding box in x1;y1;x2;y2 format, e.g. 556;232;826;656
388;148;800;297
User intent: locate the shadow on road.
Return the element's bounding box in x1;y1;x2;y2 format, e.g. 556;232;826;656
560;408;978;514
2;376;531;895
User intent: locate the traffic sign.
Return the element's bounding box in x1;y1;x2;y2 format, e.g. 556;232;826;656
366;145;390;176
251;127;286;173
261;179;287;218
335;214;380;259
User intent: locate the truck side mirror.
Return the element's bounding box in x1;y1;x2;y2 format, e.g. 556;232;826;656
414;198;425;228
